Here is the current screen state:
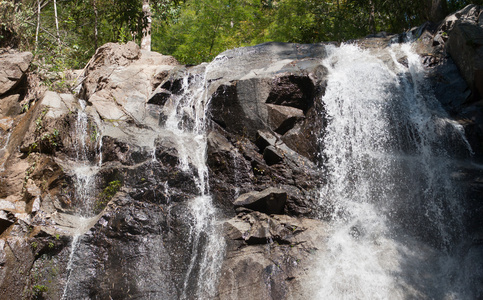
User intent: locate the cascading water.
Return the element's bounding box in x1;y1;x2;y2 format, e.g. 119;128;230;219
61;99;102;300
311;43;475;299
158;63;225;299
72;99;102;217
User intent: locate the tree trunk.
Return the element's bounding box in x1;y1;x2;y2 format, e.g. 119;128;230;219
35;0;40;51
368;0;376;34
53;0;60;46
93;0;98;50
140;0;151;51
427;0;448;22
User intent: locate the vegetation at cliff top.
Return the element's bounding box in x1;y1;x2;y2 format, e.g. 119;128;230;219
1;0;482;68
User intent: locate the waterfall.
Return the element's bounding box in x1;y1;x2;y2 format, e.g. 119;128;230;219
72;99;102;217
61;99;102;299
311;43;474;299
158;64;225;299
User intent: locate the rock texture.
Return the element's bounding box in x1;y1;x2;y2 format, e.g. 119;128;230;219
410;5;483;248
0;5;482;300
0;51;32;96
412;5;483;157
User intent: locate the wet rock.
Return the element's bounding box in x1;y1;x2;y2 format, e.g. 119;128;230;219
207;42;327;142
282;120;321;162
206;126;257;213
255;129;279;152
234;188;287;215
148;87;171;106
0;237;35;299
58;193;198;299
218;212;327;300
266;104;305;135
429;57;472;109
408;5;483;158
263;146;284;165
209;79;272;139
266;75;315;112
447;20;483;99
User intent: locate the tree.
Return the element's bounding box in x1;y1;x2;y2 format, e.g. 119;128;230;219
3;0;483;69
141;0;152;50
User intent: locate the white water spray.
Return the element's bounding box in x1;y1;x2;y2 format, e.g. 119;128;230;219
61;100;103;299
311;43;473;299
159;64;225;299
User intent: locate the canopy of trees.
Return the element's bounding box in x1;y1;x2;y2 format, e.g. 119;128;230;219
1;0;482;68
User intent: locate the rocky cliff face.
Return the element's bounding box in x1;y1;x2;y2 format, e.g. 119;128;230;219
0;5;482;300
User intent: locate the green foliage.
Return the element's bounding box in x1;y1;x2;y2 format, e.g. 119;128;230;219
41;128;59;147
3;0;483;67
35;106;49;133
89;122;99;142
0;0;35;48
153;0;273;64
32;284;48;294
95;180;122;212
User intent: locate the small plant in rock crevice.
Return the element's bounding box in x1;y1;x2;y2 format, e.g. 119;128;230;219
22;160;37;192
95;180;122;212
32;284;48;298
40;128;60;147
35;107;49;133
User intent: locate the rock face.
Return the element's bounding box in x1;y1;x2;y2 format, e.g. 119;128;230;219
0;5;482;300
410;5;483;247
233;188;288;215
412;5;483;157
0;51;32;96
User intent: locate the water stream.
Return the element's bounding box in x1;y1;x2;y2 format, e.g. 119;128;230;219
60;58;226;298
159;65;225;299
311;43;474;299
61;99;102;299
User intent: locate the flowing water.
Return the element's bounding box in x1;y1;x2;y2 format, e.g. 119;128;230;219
71;99;102;217
311;43;475;299
56;41;480;299
60;58;226;298
61;100;102;299
159;66;225;299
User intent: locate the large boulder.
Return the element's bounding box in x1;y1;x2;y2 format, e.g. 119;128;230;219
445;5;483;100
0;51;32;96
234;188;288;215
80;42;179;126
0;51;33;118
218;212;327;300
411;5;483;158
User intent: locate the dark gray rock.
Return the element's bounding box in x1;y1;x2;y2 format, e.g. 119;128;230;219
209;79;271;139
266;75;315;112
263;146;284;166
233;188;287;215
411;5;483;159
429;57;472;109
447;20;483;99
266;104;305;135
